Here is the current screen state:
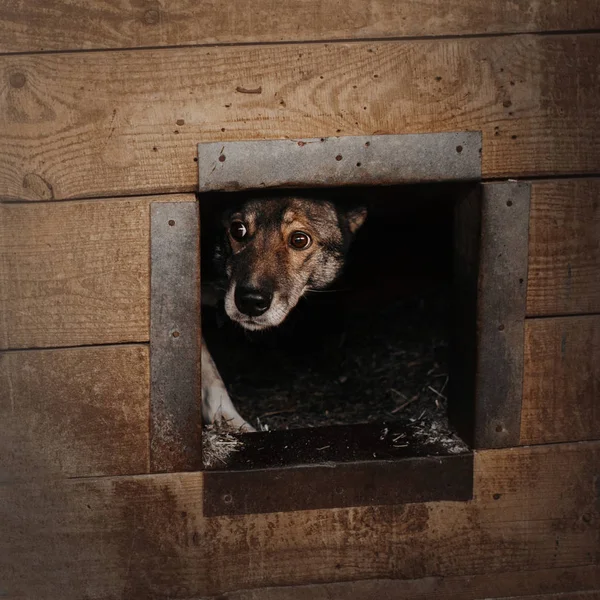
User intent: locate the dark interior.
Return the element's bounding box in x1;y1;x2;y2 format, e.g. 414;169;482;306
201;183;474;466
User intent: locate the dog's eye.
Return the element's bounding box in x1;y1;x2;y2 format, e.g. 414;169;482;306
230;221;247;240
289;231;311;249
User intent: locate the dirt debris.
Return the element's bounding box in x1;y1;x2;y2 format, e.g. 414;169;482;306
202;420;245;468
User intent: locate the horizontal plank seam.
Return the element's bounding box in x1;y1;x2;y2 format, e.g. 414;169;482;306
196;579;600;600
483;173;600;184
520;434;600;447
0;191;199;205
493;590;600;600
525;312;600;321
509;439;600;453
0;28;599;58
0;341;149;354
2;175;600;206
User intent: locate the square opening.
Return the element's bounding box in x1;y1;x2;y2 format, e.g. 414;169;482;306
200;182;477;471
142;132;526;514
151;133;530;514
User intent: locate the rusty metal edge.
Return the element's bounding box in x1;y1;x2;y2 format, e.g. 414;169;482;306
203;453;473;516
150;201;202;472
198;132;482;192
474;182;531;448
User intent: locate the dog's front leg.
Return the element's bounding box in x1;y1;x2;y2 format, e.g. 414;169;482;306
201;341;255;432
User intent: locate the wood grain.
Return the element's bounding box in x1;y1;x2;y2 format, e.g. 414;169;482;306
521;315;600;445
0;34;598;201
1;442;598;598
0;194;194;349
1;0;599;54
498;594;600;600
527;179;600;317
0;345;150;478
198;573;600;600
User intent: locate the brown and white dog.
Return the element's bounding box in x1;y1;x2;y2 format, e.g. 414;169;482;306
201;193;366;431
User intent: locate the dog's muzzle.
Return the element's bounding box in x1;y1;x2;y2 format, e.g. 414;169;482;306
234;286;273;317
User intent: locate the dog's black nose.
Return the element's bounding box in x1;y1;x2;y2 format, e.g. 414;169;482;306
234;286;273;317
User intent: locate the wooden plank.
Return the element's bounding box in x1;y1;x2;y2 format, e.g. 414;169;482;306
498;593;600;600
1;0;599;54
195;572;600;600
521;315;600;445
0;345;149;478
0;34;598;201
527;179;600;317
1;442;598;598
0;194;194;349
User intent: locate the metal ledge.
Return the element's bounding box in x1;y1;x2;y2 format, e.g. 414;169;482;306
198;132;482;192
204;453;473;517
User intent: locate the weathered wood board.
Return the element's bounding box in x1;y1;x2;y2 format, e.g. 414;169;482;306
527;179;600;317
196;572;600;600
1;35;599;201
521;315;600;445
1;442;598;599
2;0;599;53
499;594;600;600
0;345;150;478
0;194;194;349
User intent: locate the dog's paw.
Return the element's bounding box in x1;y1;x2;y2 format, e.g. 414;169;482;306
202;385;255;432
213;410;256;433
226;416;256;433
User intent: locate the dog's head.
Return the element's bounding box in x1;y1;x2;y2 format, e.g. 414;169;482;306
216;195;366;331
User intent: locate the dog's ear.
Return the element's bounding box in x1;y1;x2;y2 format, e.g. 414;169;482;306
346;206;367;235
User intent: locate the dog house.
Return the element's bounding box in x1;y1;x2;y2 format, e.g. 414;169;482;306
1;4;599;599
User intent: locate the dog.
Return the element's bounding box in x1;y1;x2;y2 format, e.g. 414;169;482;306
201;192;367;432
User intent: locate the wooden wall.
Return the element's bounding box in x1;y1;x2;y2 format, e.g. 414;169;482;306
0;1;599;598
